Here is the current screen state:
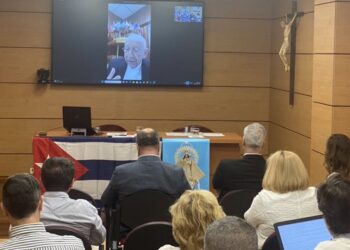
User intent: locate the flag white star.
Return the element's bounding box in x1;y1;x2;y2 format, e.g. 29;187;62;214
35;155;50;168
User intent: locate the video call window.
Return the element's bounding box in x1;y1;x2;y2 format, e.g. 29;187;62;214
106;4;151;83
52;0;204;87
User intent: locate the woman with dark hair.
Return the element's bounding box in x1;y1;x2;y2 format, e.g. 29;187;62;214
315;173;350;249
324;134;350;179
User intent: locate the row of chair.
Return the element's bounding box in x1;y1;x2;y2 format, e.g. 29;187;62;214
64;188;277;250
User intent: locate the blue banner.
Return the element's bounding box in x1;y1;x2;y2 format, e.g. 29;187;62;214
162;138;210;190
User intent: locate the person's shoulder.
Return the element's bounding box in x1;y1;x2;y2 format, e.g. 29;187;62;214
158;244;180;250
114;161;138;173
73;198;97;211
53;233;83;244
315;240;337;250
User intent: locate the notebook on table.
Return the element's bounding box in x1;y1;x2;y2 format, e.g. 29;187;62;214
274;215;332;250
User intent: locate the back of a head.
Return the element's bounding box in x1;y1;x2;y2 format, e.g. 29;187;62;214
204;216;258;250
170;190;225;250
243;123;266;149
325;133;350;178
263;150;309;193
317;173;350;235
41;157;74;192
2;173;40;219
136;128;159;148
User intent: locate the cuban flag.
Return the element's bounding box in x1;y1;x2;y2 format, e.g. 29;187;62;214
32;136;138;199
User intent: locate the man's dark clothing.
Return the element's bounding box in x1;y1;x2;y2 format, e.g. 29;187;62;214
213;154;266;200
101;155;190;206
106;58;150;81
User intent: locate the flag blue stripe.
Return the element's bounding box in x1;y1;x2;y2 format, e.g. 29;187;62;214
78;160;133;180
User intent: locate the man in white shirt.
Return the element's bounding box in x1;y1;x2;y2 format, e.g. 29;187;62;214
315;173;350;250
40;157;106;246
0;173;84;250
107;33;150;81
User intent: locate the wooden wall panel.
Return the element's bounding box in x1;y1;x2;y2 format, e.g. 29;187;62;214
0;84;269;121
0;48;50;83
312;54;334;105
269;123;311;169
0;155;33;176
333;107;350;135
270;54;313;95
204;53;270;87
333;55;350;105
310;150;328;186
311;103;332;154
271;0;291;18
0;0;51;12
270;90;311;137
295;13;314;53
313;3;335;53
0;12;51;48
334;2;350;53
205;19;271;53
205;0;271;19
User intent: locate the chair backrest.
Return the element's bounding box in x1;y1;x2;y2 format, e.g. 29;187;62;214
123;221;178;250
68;188;97;207
45;225;92;250
97;124;126;132
120;189;176;229
262;233;280;250
173;125;213;133
219;189;259;218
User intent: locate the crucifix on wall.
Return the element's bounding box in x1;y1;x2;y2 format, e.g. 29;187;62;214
279;1;304;106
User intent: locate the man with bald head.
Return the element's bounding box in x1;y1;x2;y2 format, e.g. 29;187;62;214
106;33;150;81
101;128;190;207
213;123;267;200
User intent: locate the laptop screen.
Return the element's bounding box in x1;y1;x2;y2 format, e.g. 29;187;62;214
274;215;332;250
62;106;94;135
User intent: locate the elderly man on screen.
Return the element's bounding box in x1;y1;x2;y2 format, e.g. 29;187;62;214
107;33;150;81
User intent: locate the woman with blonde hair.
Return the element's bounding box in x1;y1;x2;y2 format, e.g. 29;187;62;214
244;150;321;249
159;190;225;250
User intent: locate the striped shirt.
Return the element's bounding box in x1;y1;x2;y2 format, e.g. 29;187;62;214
0;222;84;250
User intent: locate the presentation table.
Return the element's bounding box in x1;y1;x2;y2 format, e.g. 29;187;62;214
32;131;242;196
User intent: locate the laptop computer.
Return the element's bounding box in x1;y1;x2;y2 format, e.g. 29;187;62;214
274;215;332;250
62;106;95;136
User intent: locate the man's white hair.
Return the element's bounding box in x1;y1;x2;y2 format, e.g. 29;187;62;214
243;123;266;149
126;33;148;50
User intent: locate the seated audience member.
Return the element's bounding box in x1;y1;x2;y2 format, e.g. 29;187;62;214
324;133;350;179
315;173;350;250
244;150;321;249
40;157;106;245
101;128;190;207
213;123;266;200
204;216;258;250
159;190;226;250
0;173;84;250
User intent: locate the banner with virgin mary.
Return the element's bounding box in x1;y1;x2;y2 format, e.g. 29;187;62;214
162;138;210;190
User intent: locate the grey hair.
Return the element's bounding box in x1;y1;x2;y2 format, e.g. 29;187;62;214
243;123;266;149
204;216;258;250
126;33;148;50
